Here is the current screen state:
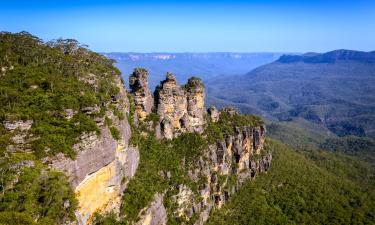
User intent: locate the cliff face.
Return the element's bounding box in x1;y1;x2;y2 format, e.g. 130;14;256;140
44;67;270;225
135;118;270;225
192;123;270;224
155;72;188;139
125;68;272;225
129;68;154;121
48;77;138;224
185;77;205;133
129;69;205;139
35;64;269;225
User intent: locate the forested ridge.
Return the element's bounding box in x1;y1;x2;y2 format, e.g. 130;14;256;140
0;32;122;224
207;139;375;225
1;32;374;225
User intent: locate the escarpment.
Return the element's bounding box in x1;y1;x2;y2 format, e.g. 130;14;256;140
126;68;272;225
0;32;139;225
47;76;139;224
0;32;271;225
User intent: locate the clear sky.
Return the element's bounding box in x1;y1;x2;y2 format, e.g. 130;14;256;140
1;0;374;53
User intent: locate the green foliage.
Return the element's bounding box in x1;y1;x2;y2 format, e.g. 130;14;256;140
205;111;262;143
0;212;36;225
119;110;263;222
206;139;375;225
114;108;125;121
126;93;136;125
110;126;121;141
0;153;77;224
144;113;160;126
93;212;127;225
320;136;375;163
31;112;99;159
121;133;197;221
0;31;119;158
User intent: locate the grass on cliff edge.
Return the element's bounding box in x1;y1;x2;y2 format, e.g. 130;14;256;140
206;139;375;225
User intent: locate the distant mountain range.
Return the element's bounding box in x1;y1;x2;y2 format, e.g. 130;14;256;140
206;49;375;139
104;52;284;88
278;49;375;63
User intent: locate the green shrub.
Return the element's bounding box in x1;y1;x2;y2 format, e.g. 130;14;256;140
110;126;121;140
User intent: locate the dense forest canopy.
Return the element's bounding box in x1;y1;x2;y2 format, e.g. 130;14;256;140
0;31;121;158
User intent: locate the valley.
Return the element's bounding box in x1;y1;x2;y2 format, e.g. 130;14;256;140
0;32;374;225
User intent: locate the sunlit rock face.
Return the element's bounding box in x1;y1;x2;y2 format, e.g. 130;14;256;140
74;145;139;224
154;72;188;139
48;77;139;224
129;68;154;121
136;108;271;225
185;77;205;133
152;73;206;139
135;193;167;225
207;106;220;123
170;110;270;225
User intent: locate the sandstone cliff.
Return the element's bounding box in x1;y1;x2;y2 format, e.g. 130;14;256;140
45;68;271;225
47;77;139;224
129;68;154;121
16;65;270;225
124;69;272;225
129;69;205;139
136;111;270;225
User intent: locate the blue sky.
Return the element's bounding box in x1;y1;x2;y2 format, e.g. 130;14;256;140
1;0;374;52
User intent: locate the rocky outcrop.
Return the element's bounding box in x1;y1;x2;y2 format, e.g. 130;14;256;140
207;106;220;122
136;193;167;225
48;77;138;224
129;68;154;121
126;71;271;225
136;108;271;225
185;77;205;133
3;120;33;152
155;73;190;139
170;110;270;224
129;70;206;139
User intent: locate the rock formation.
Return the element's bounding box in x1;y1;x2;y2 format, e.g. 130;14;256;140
132;103;270;225
154;72;188;139
136;194;167;225
48;77;139;225
129;68;154;121
207;106;220;122
36;68;269;225
129;69;206;139
185;77;205;133
171;111;270;224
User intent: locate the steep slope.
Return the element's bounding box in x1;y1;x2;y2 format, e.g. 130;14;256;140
0;32;137;224
206;140;375;225
0;32;274;225
207;50;375;139
94;70;272;224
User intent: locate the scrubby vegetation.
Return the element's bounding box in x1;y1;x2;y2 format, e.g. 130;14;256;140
207;139;375;225
205;111;262;143
113;111;263;224
0;32;123;224
0;31;120;158
0;153;77;224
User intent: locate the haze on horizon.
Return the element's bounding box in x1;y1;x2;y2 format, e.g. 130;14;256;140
1;0;374;53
